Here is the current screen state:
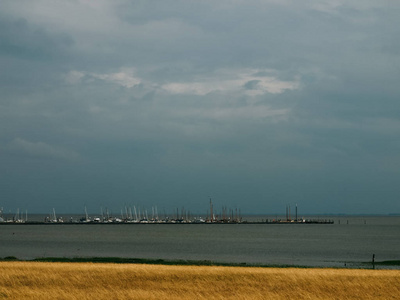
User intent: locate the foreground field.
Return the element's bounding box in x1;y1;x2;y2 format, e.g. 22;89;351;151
0;262;399;299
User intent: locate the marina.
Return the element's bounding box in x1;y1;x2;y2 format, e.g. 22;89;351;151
0;203;334;225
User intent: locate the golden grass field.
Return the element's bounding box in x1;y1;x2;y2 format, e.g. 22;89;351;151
0;261;399;299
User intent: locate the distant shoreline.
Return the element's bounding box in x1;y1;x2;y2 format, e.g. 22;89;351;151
1;256;399;269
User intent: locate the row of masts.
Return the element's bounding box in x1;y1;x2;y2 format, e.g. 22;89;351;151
0;203;242;224
74;203;243;224
286;204;299;222
41;201;243;224
0;207;28;223
1;204;334;224
270;203;306;223
208;198;242;223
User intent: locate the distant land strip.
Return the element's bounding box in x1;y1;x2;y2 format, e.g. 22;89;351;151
1;256;399;268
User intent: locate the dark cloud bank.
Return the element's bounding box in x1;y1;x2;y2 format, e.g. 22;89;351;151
1;1;400;214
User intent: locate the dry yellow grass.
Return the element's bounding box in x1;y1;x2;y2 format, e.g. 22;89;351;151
0;262;399;299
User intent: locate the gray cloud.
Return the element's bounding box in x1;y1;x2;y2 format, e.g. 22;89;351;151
7;138;80;161
0;15;73;61
1;0;399;214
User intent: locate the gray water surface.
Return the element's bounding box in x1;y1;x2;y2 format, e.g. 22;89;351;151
1;216;399;268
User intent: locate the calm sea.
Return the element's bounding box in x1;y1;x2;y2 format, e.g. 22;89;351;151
1;215;399;268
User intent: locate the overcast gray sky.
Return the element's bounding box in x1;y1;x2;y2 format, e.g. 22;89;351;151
1;0;400;215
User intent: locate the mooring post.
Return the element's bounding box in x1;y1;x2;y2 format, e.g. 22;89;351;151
372;254;375;269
